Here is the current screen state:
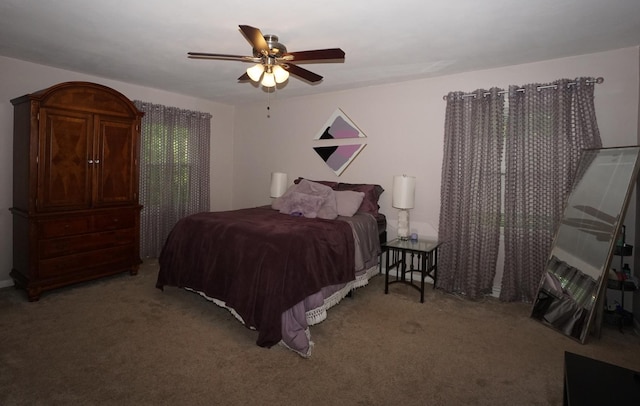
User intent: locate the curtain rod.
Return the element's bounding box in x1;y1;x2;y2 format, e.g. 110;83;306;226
442;77;604;100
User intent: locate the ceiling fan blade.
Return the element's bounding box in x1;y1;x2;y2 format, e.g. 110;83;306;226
237;72;250;81
188;52;260;62
285;64;323;83
239;25;269;55
284;48;345;62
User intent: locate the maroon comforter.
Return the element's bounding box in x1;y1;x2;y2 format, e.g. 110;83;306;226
156;206;356;347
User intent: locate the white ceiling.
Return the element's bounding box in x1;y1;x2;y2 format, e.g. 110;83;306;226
1;0;639;105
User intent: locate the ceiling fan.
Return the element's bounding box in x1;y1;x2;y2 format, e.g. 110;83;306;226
188;25;345;88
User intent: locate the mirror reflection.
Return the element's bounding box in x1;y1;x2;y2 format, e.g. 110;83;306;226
531;146;640;342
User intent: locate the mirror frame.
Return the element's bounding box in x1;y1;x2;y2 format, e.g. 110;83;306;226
530;146;640;343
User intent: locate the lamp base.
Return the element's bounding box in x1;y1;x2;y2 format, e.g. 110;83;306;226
397;209;410;241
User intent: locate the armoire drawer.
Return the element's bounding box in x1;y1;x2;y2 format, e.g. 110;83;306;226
93;211;137;231
38;245;136;279
39;210;136;238
39;228;136;259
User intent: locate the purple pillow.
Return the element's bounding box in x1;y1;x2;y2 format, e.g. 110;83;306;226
334;183;384;215
278;191;324;218
294;177;338;189
274;179;338;219
317;191;338;220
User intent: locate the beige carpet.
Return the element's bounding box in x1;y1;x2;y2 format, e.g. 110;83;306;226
1;259;639;406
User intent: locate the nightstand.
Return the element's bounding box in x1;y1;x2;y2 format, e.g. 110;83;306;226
382;238;441;303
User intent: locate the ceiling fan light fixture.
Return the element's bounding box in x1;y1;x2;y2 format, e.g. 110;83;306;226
261;71;276;87
246;63;265;82
189;25;345;90
272;65;289;84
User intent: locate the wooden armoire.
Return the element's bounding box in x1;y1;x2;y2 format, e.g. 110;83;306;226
10;81;144;301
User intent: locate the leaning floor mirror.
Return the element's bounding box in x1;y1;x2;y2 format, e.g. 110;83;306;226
531;146;640;343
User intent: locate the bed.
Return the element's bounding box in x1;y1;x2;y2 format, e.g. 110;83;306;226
156;179;385;357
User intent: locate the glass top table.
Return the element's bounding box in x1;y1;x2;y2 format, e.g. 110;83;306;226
382;238;442;303
384;238;441;253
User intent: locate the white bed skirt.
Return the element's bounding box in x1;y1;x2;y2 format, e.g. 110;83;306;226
186;264;380;358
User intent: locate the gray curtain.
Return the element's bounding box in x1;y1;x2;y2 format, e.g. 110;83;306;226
499;78;602;302
438;88;505;299
134;101;212;258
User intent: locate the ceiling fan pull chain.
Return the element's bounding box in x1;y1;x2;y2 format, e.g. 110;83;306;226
267;87;271;118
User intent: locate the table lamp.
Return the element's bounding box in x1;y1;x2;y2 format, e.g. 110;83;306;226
392;175;416;240
270;172;288;198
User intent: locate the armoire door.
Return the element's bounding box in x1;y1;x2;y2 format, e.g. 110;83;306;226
93;115;139;206
38;108;93;211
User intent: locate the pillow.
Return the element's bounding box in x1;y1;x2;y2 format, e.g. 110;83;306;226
334;183;384;215
293;177;338;189
271;184;295;211
335;190;365;217
273;179;338;219
317;191;338;220
278;191;324;218
298;179;337;219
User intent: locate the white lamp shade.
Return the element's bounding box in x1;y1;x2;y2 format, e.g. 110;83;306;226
270;172;288;198
246;64;265;82
392;175;416;209
272;65;289;84
261;71;276;88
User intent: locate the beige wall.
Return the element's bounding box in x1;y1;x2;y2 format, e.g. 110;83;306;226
0;56;236;287
232;46;640;295
1;46;639;298
233;47;640;231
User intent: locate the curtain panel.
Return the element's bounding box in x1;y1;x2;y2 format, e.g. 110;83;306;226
134;101;212;258
499;78;602;302
438;88;505;299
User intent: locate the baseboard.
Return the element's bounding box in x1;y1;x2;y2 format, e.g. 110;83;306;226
0;279;14;289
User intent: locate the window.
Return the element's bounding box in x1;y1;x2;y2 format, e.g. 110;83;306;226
134;101;211;258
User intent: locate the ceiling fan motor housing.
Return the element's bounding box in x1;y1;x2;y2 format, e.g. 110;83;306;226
254;34;287;59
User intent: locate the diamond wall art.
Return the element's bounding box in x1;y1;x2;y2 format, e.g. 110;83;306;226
313;144;367;176
314;108;366;140
313;108;367;176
